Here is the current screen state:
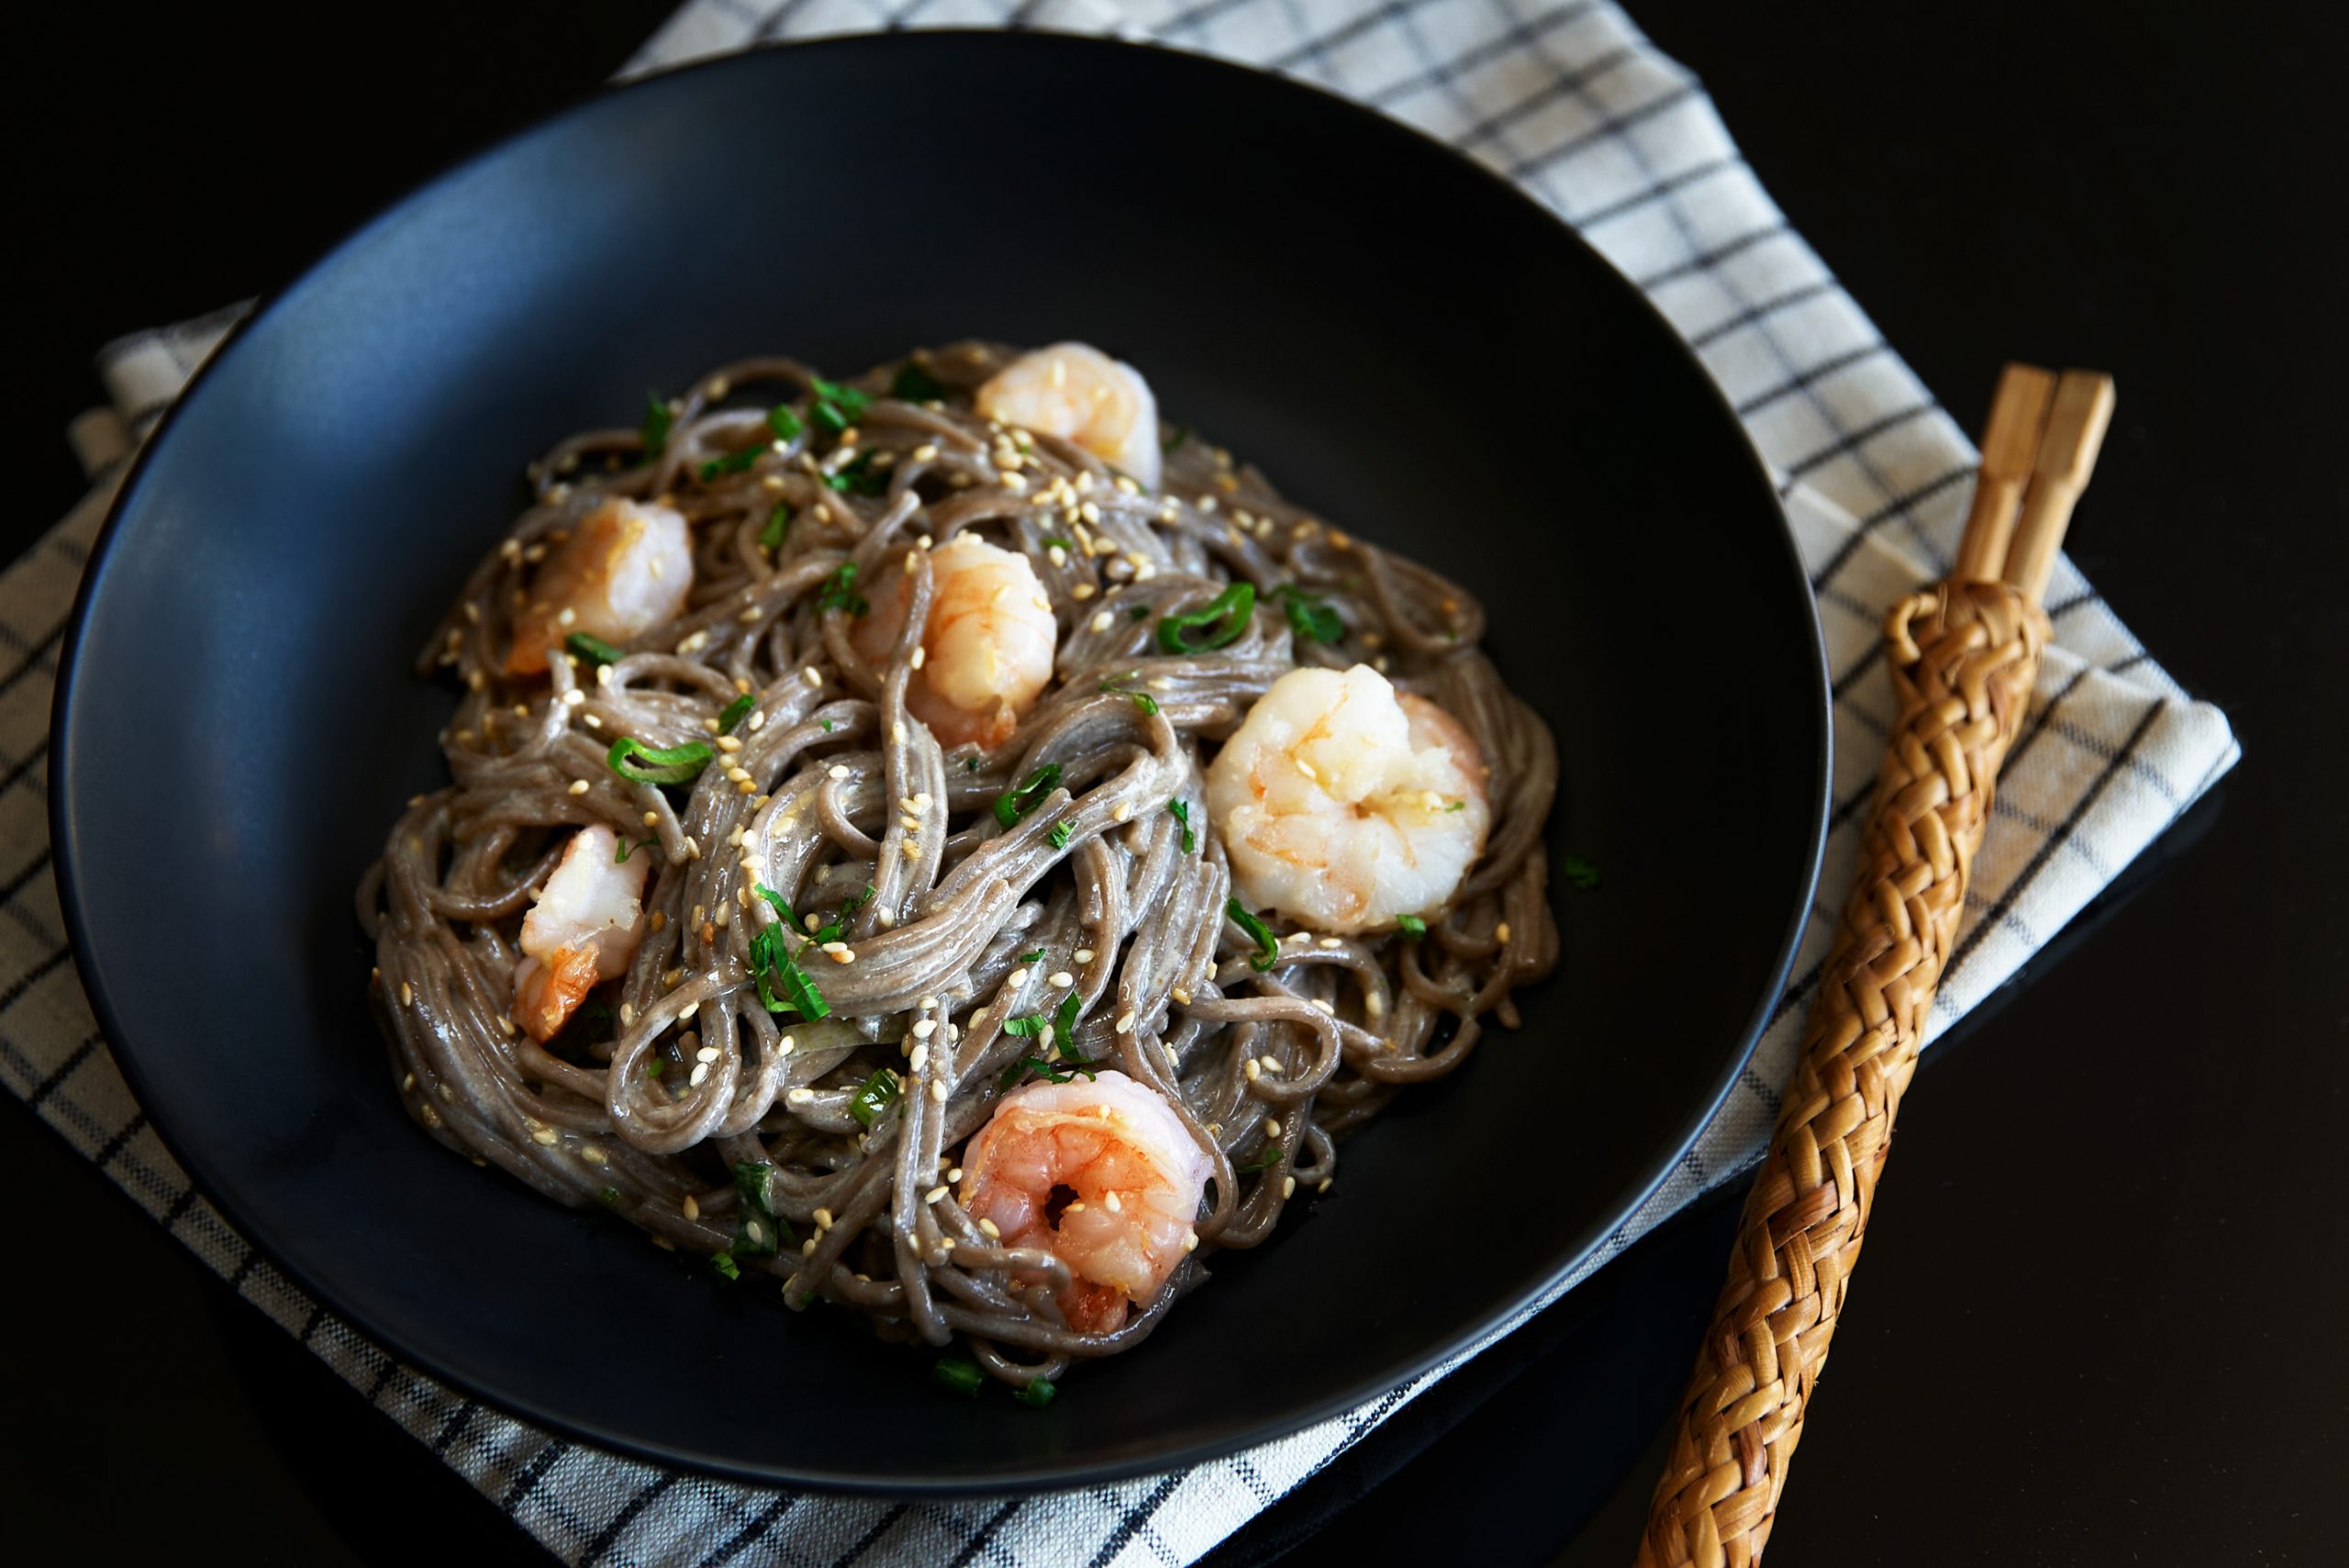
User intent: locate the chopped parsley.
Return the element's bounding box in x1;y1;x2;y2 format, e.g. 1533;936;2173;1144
1128;605;1151;622
816;561;869;616
1014;1378;1058;1408
1165;798;1195;854
767;403;804;442
760;503;792;551
1272;584;1343;645
891;361;947;402
638;391;673;460
849;1067;901;1130
596;1185;623;1207
718;693;755;734
646;1058;664;1078
1048;820;1073;850
1157;582;1256;654
997;994;1095;1088
614;835;660;864
1394;913;1428;940
824;450;888;496
808;884;876;945
1225;899;1280;972
710;1251;740;1282
1236;1150;1283;1175
933;1356;984;1397
731;1160;796;1255
808;377;873;435
748;884;829;1021
566;631;623;667
993;763;1063;828
1041;535;1074;551
1098;673;1160;716
698;446;762;482
607;736;714;785
1019;951;1046;964
1564;853;1602;890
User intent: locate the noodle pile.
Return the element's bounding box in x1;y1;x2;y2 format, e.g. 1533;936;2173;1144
358;342;1559;1389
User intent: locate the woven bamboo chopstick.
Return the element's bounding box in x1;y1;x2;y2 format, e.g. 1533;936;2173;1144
1631;364;2117;1568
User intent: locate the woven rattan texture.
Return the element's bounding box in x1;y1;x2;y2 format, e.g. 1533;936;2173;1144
1635;580;2049;1568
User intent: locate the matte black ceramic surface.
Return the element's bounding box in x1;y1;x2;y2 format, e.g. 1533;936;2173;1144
51;32;1826;1490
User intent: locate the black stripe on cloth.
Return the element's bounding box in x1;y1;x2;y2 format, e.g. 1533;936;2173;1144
500;1439;573;1514
943;1500;1023;1568
0;847;56;911
579;1473;681;1568
1451;44;1641;152
1804;463;1976;591
695;1494;798;1568
1778;402;1937;482
1085;1476;1185;1568
0;615;69;700
1687;278;1841;349
0;738;50;796
1943;698;2168;978
1571;152;1742;230
429;1397;481;1454
0;946;73;1018
1634;220;1793;292
1733;341;1891;417
1363;0;1600;108
1501;80;1706;184
91;1110;148;1168
24;1028;98;1107
1154;0;1264;39
829;1502;909;1567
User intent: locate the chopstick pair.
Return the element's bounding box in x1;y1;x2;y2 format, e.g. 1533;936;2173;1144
1631;363;2116;1568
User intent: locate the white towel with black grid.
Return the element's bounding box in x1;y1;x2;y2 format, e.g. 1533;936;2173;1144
6;1;2239;1563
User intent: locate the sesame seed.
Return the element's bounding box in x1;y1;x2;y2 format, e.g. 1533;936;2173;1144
567;779;590;795
561;688;585;708
828;764;851;781
1064;1201;1086;1214
913;443;939;462
1318;936;1342;950
1264;1118;1282;1137
401;1072;417;1092
908;1043;930;1073
1049;971;1074;989
929;1078;950;1104
823;943;856;962
556;606;576;626
900;840;920;860
778;1035;796;1053
531;1127;558;1146
1184;1229;1199;1251
979;1218;1001;1238
696;1045;719;1063
1071;584;1097;600
1172;986;1193;1006
910;645;928;671
1104;1190;1124;1214
688;1062;710;1086
802;667;822;687
1312;999;1336;1016
912;1018;937;1039
801;1238;818;1255
1260;1054;1281;1071
1008;968;1029;987
717;735;742;753
1244;1059;1261;1081
1283;1175;1297;1198
999;472;1028;492
1112;801;1131;822
1496;922;1512;945
891;721;907;744
1115;1010;1136;1034
924;1185;949;1205
397;981;414;1006
786;1087;815;1105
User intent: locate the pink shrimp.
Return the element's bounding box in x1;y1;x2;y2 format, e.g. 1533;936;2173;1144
506;496;694;677
511;824;651;1041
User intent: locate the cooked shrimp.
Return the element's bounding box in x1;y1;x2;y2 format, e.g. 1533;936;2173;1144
1206;664;1491;935
958;1070;1210;1333
852;534;1059;748
505;496;694;676
974;342;1163;490
511;824;651;1042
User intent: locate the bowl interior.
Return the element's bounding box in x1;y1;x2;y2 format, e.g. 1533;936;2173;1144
54;32;1825;1488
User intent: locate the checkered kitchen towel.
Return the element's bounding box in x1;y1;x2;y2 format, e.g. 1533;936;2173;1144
6;1;2240;1563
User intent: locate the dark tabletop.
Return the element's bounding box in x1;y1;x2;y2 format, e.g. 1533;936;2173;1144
6;4;2343;1563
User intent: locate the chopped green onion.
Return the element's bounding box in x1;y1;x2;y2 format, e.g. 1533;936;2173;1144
1128;605;1151;622
817;561;868;616
718;693;755;733
849;1068;901;1130
646;1058;663;1078
748;884;830;1020
639;391;673;460
1162;425;1188;455
699;447;762;482
761;503;792;551
962;754;981;770
809;377;873;435
768;404;804;441
1394;913;1428;940
1445;800;1466;813
597;1185;622;1207
732;1161;796;1255
1226;899;1280;972
607;736;715;785
1098;674;1160;716
1564;853;1602;890
810;884;876;945
1236;1151;1283;1174
1048;821;1073;850
993;763;1063;828
822;719;837;733
1014;1378;1057;1408
891;361;948;402
1156;582;1256;654
1041;535;1074;550
566;631;623;667
824;450;888;496
615;835;659;864
710;1251;740;1282
998;995;1093;1087
1166;798;1195;854
1002;1013;1050;1039
933;1356;984;1397
1018;950;1045;964
1272;584;1344;645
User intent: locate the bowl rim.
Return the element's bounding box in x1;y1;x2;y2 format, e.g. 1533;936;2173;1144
50;27;1831;1493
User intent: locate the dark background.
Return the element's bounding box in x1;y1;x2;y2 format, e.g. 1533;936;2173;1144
5;3;2343;1564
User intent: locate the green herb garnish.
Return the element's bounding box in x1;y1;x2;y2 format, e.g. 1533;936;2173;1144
824;450;888;496
1272;584;1344;645
646;1058;663;1078
699;447;762;482
718;693;755;733
1098;674;1160;716
615;835;660;864
566;631;624;667
1041;535;1073;550
1048;820;1073;850
768;404;804;442
710;1251;740;1282
817;561;869;616
748;884;830;1021
809;884;876;946
933;1356;984;1397
761;503;792;551
1445;801;1466;812
1166;798;1195;854
993;763;1062;828
891;361;948;402
607;736;715;785
1564;853;1601;889
809;377;872;435
1236;1151;1283;1175
1162;426;1188;455
1018;951;1044;964
731;1160;796;1255
849;1067;901;1130
997;995;1093;1088
1157;582;1256;654
639;391;673;460
597;1185;623;1207
822;720;837;733
1128;605;1151;622
1226;899;1280;973
1014;1379;1057;1408
1394;913;1428;939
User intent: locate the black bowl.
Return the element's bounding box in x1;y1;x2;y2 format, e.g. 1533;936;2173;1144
52;32;1826;1490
